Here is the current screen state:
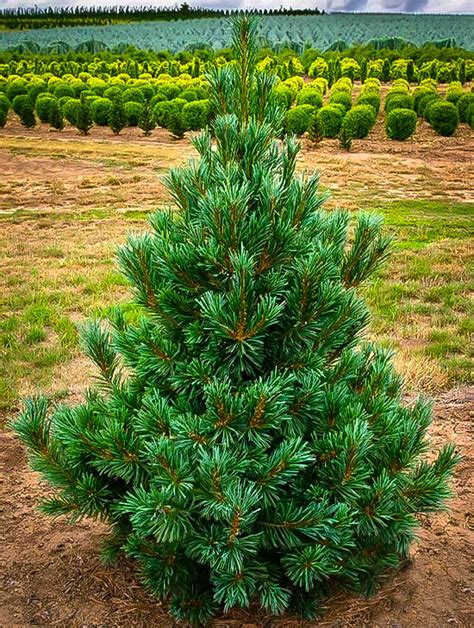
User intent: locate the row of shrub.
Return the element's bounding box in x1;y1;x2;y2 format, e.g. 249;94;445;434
2;51;474;88
0;87;212;137
1;74;473;141
0;72;210;106
384;77;474;136
307;56;474;84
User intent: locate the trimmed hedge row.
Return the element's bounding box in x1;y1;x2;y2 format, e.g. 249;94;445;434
1;71;472;140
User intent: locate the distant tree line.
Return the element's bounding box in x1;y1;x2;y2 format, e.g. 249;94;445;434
0;4;325;31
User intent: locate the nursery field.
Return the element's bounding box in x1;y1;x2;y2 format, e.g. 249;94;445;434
0;117;473;625
1;13;474;53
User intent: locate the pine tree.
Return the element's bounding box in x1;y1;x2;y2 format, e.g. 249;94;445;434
339;122;352;151
138;99;156;137
12;16;458;626
109;97;126;135
75;93;93;135
307;111;322;145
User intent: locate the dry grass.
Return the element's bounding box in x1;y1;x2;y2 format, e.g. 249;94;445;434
0;128;473;418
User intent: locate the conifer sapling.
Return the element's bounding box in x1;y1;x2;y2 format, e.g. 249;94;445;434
13;16;459;626
138;99;156;137
75;93;93;135
49;100;64;131
109;96;126;135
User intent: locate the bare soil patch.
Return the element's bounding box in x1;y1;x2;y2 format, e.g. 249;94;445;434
1;388;472;627
1;118;473;218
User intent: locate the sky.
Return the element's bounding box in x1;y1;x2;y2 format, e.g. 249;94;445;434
0;0;472;13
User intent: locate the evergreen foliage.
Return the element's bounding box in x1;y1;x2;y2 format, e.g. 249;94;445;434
340;104;377;140
0;94;8;127
284;104;315;136
48;99;64;130
329;90;352;112
12;93;36;127
12;16;459;626
35;93;57;123
63;98;82;126
124;100;144;126
316;105;344;138
138;99;157;136
109;96;126;135
91;97;113;126
182;99;210;131
427;100;459;136
385;93;414;114
75;93;93;135
338;121;353;150
385;108;417;140
457;92;474;122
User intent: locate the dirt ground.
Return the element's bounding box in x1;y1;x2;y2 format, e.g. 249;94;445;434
1;388;472;627
0;119;473;626
0;116;473;218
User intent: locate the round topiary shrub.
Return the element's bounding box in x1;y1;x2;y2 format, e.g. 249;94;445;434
457;92;474;122
391;78;410;92
54;83;75;99
63;98;82;126
87;77;107;96
272;84;293;110
418;93;441;119
179;89;199;103
445;82;464;104
308;57;329;79
362;78;381;91
420;78;437;90
341;105;376;140
154;97;187;129
332;78;353;94
284;104;316;136
329;91;352;112
317;105;344;138
140;84;155;101
123;87;145;104
385;92;414;113
466;103;474;128
310;77;328;95
27;80;47;105
35;94;58;123
356;92;381;115
385;108;417;140
155;82;181;100
0;95;9;128
427;100;459;136
413;86;437;114
7;77;28;101
12;94;36;127
296;88;323;109
124;101;144;126
12;93;30;115
340;57;361;80
91;98;113;126
182;99;210;131
104;86;124;102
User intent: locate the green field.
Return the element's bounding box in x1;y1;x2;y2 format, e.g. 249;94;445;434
1;13;474;53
